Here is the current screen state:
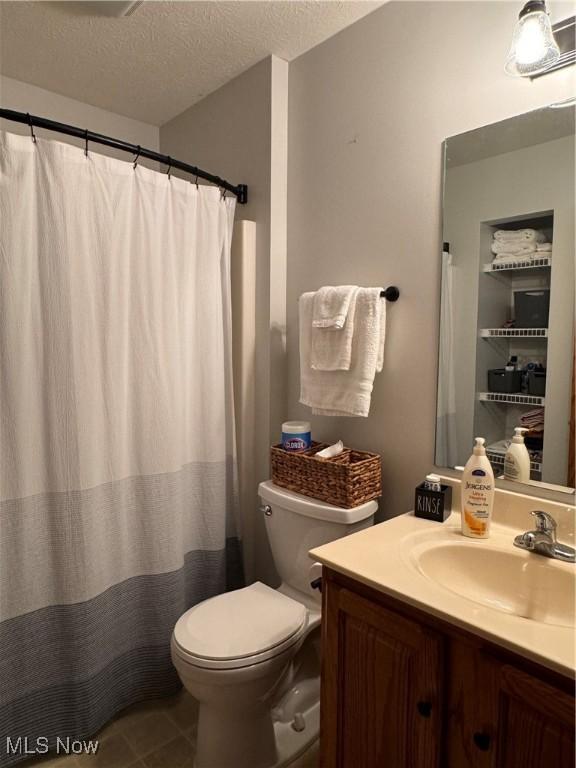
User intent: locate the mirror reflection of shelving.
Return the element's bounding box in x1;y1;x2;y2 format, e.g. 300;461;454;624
474;213;553;482
439;104;575;491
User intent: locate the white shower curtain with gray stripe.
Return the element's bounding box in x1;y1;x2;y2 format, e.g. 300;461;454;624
0;130;241;765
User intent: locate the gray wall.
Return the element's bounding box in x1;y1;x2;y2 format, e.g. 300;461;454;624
160;56;289;584
0;75;159;155
286;1;574;522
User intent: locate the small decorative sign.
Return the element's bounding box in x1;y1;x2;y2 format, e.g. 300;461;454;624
414;483;452;523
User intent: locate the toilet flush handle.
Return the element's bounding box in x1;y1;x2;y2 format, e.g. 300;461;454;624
292;713;306;733
260;504;272;516
310;561;323;593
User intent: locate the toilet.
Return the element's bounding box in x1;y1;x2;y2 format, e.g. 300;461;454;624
171;480;377;768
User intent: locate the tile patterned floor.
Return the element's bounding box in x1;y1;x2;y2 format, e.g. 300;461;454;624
21;690;319;768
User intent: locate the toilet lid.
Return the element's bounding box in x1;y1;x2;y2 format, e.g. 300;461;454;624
173;582;307;662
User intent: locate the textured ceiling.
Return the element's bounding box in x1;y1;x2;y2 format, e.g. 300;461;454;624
0;1;383;125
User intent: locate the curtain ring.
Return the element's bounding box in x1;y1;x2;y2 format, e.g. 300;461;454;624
194;174;199;189
133;145;141;169
220;187;226;200
84;129;89;158
26;113;36;144
166;158;172;179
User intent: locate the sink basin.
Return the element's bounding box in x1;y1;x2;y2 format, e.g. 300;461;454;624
415;543;575;628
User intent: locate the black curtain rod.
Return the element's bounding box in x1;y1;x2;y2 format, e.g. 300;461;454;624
0;108;248;204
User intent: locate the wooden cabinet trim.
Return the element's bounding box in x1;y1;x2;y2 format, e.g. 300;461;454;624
338;586;433;649
500;664;575;725
323;567;575;692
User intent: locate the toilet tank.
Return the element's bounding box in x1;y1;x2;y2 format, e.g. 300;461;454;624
258;481;377;602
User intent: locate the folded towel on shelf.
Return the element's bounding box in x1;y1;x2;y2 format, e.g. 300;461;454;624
492;253;530;265
536;242;552;252
300;287;385;417
520;407;545;430
491;241;536;256
493;229;546;243
311;285;359;329
311;287;359;371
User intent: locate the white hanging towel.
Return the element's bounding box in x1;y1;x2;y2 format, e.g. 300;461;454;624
300;288;385;417
311;286;359;371
312;285;358;328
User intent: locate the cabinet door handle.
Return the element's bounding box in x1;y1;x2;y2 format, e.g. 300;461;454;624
473;732;491;751
416;701;432;718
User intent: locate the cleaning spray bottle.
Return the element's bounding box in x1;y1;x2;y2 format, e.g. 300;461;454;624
461;437;494;539
504;427;530;482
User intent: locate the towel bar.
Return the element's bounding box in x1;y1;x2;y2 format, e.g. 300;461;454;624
380;286;400;301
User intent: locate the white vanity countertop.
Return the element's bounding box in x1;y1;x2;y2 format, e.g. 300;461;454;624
310;511;576;678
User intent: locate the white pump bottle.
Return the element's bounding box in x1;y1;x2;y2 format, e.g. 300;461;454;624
504;427;530;482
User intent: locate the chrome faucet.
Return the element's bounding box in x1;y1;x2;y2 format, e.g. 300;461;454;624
513;511;575;563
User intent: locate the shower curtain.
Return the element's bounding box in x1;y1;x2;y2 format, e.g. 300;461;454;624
0;130;242;764
435;247;458;468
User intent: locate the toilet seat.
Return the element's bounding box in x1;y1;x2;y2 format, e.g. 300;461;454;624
173;582;308;670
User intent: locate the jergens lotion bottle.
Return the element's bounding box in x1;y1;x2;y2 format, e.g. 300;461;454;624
461;437;494;539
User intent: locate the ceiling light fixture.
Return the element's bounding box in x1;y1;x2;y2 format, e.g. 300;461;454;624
505;1;575;77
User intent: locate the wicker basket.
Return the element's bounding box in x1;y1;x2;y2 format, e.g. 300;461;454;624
270;442;381;509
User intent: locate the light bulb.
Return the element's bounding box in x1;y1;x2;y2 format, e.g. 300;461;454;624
505;2;561;76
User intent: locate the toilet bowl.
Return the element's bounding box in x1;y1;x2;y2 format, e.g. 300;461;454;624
171;481;377;768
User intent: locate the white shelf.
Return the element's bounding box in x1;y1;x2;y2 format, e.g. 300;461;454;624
486;450;542;474
480;328;548;339
478;391;545;407
483;256;551;273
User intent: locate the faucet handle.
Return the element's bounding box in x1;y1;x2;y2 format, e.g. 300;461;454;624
531;511;557;535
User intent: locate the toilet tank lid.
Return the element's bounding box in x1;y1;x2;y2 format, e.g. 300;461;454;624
259;481;378;524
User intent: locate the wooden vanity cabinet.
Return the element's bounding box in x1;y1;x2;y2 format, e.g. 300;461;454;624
447;640;575;768
321;579;444;768
320;568;575;768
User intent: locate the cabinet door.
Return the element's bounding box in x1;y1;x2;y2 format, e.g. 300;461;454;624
321;580;444;768
494;665;575;768
448;642;575;768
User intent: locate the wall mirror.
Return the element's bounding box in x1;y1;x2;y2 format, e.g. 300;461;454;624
437;102;575;495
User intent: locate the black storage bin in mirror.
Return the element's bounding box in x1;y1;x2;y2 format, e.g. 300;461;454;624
488;369;522;393
514;289;550;328
525;434;543;451
526;370;546;396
